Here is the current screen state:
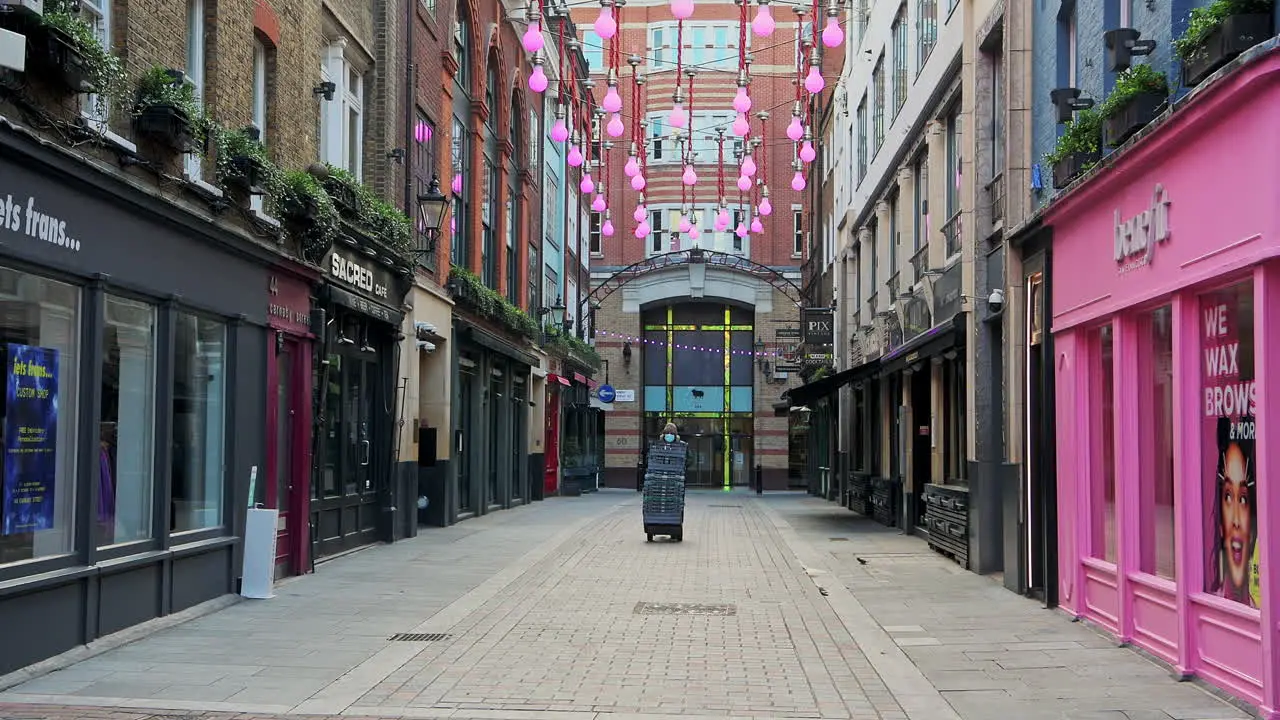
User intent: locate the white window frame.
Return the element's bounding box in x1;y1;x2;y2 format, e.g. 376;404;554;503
320;39;365;178
80;0;111;132
252;40;268;136
1067;7;1078;87
185;0;206;182
793;206;804;257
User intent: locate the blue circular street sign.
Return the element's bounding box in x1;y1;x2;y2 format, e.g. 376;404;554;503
597;384;616;403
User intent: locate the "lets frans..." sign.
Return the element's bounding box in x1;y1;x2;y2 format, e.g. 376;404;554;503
1115;184;1171;273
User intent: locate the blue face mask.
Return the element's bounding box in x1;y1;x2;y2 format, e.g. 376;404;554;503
663;433;676;443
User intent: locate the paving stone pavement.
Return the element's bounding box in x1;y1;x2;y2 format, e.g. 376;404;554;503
0;491;1253;720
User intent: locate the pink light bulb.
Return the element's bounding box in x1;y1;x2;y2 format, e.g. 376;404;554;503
567;145;584;167
822;15;844;48
752;3;774;36
580;174;594;194
735;222;748;238
689;227;701;240
714;210;729;231
602;219;615;236
733;86;752;113
737;174;752;192
759;196;772;216
791;170;806;191
800;141;816;163
682;164;697;186
631;173;646;191
804;66;826;94
678;215;692;233
451;174;463;194
732;112;751;137
786;116;804;141
635;220;650;238
528;64;548;93
594;5;617;39
670;0;694;20
607;113;625;137
522;23;544;53
741;155;757;177
603;85;623;113
592;194;607;212
633;204;646;222
551;119;569;143
669;102;687;129
751;216;763;233
624;155;639;177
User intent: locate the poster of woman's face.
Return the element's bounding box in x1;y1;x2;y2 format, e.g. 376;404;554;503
1202;283;1259;607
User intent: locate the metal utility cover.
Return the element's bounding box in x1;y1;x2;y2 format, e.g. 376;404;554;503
388;632;452;642
634;602;737;616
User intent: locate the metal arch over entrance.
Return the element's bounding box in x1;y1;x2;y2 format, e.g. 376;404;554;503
583;249;803;314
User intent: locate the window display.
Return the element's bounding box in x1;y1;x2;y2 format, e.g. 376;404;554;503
98;295;157;547
1201;281;1258;607
1139;305;1175;578
171;313;226;533
0;268;79;565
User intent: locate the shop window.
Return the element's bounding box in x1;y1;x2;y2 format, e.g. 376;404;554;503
917;0;937;72
0;270;80;566
1201;281;1258;608
99;296;157;548
1089;323;1117;563
171;313;227;533
1137;305;1175;578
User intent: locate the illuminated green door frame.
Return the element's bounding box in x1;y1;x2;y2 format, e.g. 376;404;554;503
647;304;754;491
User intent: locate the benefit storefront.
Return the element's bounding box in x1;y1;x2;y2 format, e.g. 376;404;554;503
0;124;269;674
1049;45;1280;713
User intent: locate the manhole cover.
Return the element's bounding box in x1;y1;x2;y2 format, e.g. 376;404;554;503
829;537;849;542
634;602;737;616
388;632;452;642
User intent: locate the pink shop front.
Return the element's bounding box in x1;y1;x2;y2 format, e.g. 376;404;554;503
1048;49;1280;713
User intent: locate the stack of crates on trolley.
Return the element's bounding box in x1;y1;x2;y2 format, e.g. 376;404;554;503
643;441;687;542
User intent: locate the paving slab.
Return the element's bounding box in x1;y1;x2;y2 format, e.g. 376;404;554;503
0;491;1254;720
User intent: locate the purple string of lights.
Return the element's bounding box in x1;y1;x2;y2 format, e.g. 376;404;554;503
597;329;783;357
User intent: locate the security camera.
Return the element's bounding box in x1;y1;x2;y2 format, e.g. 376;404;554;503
987;288;1006;314
416;341;437;353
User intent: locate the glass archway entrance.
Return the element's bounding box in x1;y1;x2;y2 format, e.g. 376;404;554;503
641;302;756;488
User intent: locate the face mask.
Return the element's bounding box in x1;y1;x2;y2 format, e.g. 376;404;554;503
663;433;676;443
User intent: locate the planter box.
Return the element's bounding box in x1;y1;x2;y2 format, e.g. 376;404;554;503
1051;150;1101;190
223;155;266;195
322;179;360;217
1103;91;1165;147
27;25;94;94
1181;14;1273;88
134;103;195;153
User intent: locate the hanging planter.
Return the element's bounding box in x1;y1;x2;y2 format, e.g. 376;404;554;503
1175;3;1273;88
213;126;278;197
1099;65;1168;147
269;170;340;262
132;66;205;154
1051;151;1101;190
27;25;95;93
1044;108;1102;190
320;174;361;217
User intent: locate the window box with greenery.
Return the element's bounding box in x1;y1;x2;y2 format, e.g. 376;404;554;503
542;327;602;372
213;126;278;198
13;0;123;100
1175;0;1274;88
1045;108;1102;190
133;66;204;153
319;167;361;217
447;266;540;339
269;170;340;264
319;166;414;266
1100;64;1169;148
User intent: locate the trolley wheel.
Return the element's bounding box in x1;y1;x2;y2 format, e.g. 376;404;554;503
646;533;653;542
674;531;683;542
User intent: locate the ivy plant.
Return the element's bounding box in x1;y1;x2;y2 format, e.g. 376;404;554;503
134;65;209;147
448;266;540;339
39;0;125;114
212;126;283;197
322;166;414;262
1044;108;1102;169
543;327;602;371
1098;64;1169;119
269;170;340;260
1173;0;1274;60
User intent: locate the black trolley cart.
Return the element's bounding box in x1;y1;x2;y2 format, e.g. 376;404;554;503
643;440;687;541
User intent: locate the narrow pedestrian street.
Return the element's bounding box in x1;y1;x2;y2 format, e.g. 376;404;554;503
0;491;1249;720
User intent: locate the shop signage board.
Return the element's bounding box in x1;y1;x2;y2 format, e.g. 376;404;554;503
325;247;393;301
932;263;964;321
613;389;635;402
902;296;931;343
266;274;312;335
2;344;58;535
1115;184;1172;273
775;327;801;340
801;308;834;346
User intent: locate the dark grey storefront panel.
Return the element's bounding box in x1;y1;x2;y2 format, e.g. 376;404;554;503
0;155;267;321
0;581;86;675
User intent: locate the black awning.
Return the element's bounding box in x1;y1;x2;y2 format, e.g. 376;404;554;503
784;357;881;407
879;314;966;375
457;320;539;367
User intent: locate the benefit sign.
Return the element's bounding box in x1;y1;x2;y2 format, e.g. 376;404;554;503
1201;286;1259;608
2;344;59;535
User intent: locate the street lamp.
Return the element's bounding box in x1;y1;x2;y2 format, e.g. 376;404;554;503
413;174;450;257
537;296;568;334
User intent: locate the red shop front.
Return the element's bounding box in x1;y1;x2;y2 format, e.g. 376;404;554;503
265;266;317;578
544;373;572;495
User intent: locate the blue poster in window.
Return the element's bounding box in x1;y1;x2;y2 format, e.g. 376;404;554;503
2;344;59;536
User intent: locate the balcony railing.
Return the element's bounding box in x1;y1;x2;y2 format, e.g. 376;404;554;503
888;271;901;301
987;173;1005;230
910;245;929;282
942;212;962;258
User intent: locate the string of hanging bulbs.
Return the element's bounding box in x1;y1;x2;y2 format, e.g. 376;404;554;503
520;0;845;248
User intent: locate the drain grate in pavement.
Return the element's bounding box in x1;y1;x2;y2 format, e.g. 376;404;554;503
389;632;452;642
829;537;849;541
634;602;737;616
708;504;742;508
